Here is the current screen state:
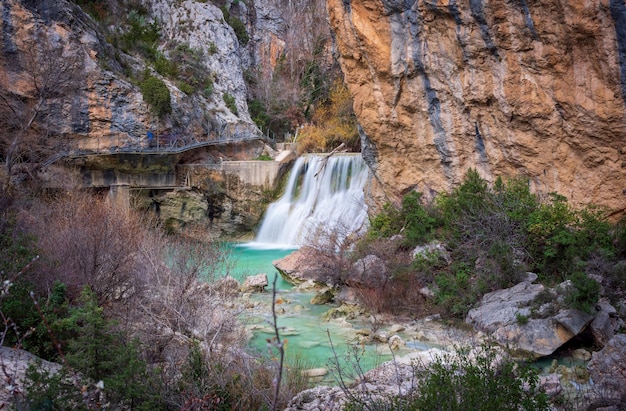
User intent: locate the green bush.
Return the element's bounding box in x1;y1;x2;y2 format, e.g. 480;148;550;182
360;169;620;319
367;202;403;240
527;194;613;280
366;190;439;245
153;50;178;77
564;271;600;313
26;286;164;409
248;99;270;130
178;81;195;95
220;6;249;45
345;347;549;411
410;348;549;411
437;168;490;229
434;263;477;317
223;92;238;115
140;75;171;118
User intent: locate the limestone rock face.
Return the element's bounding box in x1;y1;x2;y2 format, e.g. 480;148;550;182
327;0;626;215
0;0;260;149
0;347;62;408
146;0;258;136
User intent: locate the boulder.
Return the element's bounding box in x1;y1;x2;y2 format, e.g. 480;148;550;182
590;301;622;348
273;247;339;285
466;280;596;358
412;241;451;264
241;273;268;293
346;255;388;289
335;286;361;305
0;347;63;408
586;334;626;409
466;280;545;332
301;368;328;378
539;373;563;398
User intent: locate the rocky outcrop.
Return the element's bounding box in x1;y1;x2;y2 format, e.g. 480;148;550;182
346;254;389;289
465;277;606;358
0;0;259;149
285;348;448;411
586;334;626;409
146;0;259;137
241;273;269;293
327;0;626;216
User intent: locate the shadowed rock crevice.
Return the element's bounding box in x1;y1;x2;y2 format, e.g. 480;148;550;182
469;0;499;57
610;0;626;101
1;1;17;58
515;0;539;40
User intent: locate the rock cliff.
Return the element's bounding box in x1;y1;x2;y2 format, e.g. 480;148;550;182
0;0;260;149
327;0;626;216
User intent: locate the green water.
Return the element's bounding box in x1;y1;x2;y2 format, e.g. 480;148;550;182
229;243;398;379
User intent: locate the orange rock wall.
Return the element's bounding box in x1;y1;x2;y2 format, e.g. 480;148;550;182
327;0;626;217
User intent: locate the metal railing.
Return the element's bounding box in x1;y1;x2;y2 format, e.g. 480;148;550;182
51;132;266;162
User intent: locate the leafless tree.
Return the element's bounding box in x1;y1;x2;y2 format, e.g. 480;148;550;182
0;27;85;189
248;0;339;135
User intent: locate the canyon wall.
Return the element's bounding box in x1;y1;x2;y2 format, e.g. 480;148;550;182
0;0;260;148
327;0;626;217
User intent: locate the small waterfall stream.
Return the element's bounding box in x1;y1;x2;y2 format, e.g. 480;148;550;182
237;153;407;377
253;154;370;248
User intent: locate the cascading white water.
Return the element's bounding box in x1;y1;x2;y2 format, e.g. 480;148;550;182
253;154;370;248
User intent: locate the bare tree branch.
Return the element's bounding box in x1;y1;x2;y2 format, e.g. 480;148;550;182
0;27;85;189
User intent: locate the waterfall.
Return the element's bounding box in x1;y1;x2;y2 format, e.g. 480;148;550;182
253;154;370;248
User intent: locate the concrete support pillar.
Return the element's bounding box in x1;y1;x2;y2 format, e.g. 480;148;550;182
108;184;131;210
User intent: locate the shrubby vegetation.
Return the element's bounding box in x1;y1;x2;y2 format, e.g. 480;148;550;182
360;169;624;318
220;5;249;45
0;190;307;409
343;347;550;411
295;81;360;153
140;75;171;118
223;92;238;116
245;0;345;142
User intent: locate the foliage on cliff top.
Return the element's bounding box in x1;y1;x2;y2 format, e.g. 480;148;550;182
295;81;359;153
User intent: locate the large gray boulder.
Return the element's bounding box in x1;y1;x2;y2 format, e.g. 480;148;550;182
346;255;388;289
466;279;596;358
273;247;341;285
586;334;626;409
0;347;62;408
285;348;448;411
241;273;268;293
589;301;623;348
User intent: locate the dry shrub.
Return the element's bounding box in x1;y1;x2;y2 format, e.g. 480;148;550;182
8;190;306;408
135;235;247;365
296;81;359;154
350;237;433;316
26;190;147;304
